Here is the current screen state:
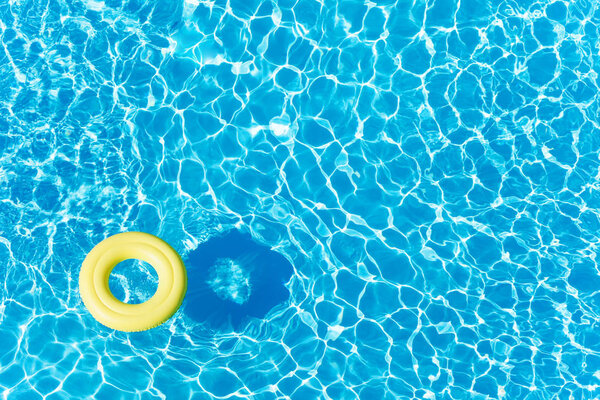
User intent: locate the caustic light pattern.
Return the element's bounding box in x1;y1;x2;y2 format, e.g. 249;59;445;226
1;0;600;399
207;258;252;305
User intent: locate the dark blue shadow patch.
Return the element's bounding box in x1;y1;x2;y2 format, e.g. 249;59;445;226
183;229;293;331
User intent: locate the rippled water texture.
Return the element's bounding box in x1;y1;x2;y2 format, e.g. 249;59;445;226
1;0;600;398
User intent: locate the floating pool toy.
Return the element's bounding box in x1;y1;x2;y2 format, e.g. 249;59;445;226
79;232;187;332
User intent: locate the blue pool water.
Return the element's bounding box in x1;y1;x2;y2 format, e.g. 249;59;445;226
1;0;600;398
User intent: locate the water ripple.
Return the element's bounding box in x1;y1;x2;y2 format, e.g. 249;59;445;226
1;0;600;398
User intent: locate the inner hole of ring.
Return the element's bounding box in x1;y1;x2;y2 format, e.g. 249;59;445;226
108;259;159;304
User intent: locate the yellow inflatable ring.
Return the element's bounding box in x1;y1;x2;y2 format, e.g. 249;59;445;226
79;232;187;332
